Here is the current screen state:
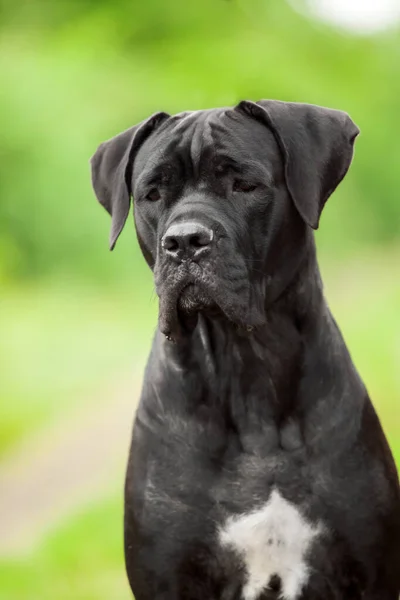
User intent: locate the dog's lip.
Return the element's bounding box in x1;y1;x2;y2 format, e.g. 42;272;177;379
178;282;214;310
157;273;205;339
179;281;203;294
156;262;267;340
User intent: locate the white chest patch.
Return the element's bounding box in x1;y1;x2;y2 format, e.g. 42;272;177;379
218;490;323;600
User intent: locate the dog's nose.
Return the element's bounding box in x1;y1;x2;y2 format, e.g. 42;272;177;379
162;222;214;261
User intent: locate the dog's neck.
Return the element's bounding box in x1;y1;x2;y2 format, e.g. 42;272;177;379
157;235;365;448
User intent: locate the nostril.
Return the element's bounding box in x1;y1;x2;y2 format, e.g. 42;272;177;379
189;233;211;248
163;236;179;252
190;229;213;249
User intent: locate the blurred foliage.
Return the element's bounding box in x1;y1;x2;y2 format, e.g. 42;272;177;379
0;0;399;284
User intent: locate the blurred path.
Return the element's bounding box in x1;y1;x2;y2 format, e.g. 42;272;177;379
0;373;141;556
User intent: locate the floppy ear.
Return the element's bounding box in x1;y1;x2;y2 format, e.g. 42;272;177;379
90;111;170;249
237;100;359;229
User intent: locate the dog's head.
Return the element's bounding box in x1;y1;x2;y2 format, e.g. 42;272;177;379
91;100;359;339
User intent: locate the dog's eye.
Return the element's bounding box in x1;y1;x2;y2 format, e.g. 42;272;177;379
233;180;258;193
146;189;161;202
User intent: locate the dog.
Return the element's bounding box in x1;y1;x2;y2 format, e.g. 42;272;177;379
91;100;400;600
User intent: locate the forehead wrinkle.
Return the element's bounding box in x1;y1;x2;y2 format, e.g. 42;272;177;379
209;114;244;153
189;115;215;177
165;113;202;178
139;133;180;172
134;139;179;191
207;140;273;187
190;123;203;164
190;111;230;173
170;111;201;134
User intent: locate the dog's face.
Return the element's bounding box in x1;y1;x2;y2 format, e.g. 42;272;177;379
132;108;289;337
91;100;359;339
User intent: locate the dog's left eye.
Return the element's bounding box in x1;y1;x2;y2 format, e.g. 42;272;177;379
146;189;161;202
233;180;258;193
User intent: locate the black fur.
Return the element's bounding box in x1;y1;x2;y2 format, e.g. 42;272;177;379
91;100;400;599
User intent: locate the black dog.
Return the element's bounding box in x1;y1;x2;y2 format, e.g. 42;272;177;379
91;100;400;600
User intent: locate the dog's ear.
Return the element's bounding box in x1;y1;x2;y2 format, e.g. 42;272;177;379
236;100;359;229
90;111;170;249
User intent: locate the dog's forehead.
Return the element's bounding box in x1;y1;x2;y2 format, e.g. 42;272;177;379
134;107;280;175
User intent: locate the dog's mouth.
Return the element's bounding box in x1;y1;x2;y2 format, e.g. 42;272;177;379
159;280;218;340
157;271;222;340
178;283;215;313
156;261;266;342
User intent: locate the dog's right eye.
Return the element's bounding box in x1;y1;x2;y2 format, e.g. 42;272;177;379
146;189;161;202
233;179;258;193
232;179;257;194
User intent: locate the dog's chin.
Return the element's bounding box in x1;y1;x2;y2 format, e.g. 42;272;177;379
177;284;215;314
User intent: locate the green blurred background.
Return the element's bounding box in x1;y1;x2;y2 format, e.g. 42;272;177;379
0;1;399;598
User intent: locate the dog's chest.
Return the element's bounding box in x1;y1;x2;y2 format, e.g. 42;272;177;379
135;408;327;599
218;490;322;600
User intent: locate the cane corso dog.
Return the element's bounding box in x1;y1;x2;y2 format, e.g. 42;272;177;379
91;100;400;600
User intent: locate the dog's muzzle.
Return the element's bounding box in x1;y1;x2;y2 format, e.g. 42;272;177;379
155;218;266;341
